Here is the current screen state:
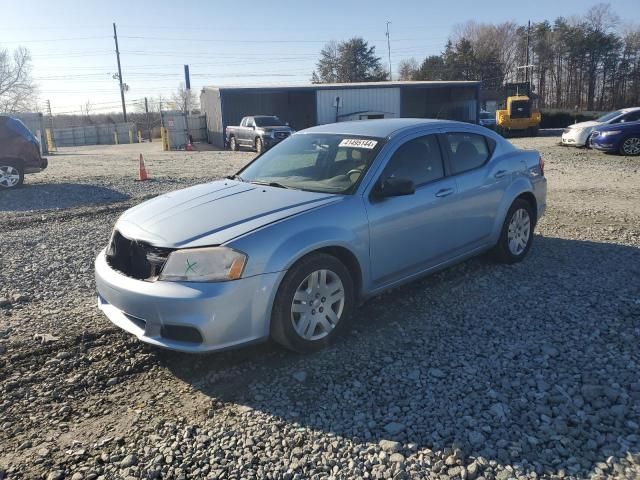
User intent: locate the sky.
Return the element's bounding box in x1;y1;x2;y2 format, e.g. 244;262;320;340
1;0;639;116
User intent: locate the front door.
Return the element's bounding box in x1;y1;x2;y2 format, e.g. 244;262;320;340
365;134;460;286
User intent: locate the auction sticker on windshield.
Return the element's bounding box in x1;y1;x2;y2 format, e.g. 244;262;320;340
339;138;378;149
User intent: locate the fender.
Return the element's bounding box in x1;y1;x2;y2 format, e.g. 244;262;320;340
490;176;537;243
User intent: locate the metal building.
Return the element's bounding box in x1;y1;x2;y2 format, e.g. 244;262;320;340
200;81;481;148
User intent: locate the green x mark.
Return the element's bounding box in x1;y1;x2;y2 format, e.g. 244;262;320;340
185;259;198;274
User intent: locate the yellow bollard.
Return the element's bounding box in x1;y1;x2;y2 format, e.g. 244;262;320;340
45;128;56;152
129;130;133;144
114;132;119;145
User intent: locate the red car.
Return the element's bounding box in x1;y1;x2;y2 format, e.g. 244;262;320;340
0;116;48;189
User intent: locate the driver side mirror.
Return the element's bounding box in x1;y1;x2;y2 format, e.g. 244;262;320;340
374;177;415;198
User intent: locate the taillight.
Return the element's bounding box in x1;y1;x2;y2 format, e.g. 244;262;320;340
539;155;545;176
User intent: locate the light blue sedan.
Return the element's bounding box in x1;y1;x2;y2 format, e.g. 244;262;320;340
95;119;546;353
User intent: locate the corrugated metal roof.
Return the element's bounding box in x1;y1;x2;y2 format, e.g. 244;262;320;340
202;80;480;93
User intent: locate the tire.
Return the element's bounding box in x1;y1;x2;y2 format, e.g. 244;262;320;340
229;136;238;151
255;137;263;155
619;136;640;156
492;198;535;264
270;253;355;353
530;126;539;137
0;161;24;190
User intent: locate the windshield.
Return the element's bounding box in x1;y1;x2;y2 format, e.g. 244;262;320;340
239;133;383;193
254;116;285;127
596;110;624;123
480;112;493;120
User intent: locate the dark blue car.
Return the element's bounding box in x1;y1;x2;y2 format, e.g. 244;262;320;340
590;120;640;156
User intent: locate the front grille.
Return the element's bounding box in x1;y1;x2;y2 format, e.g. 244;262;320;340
510;101;531;119
106;230;173;280
274;131;290;139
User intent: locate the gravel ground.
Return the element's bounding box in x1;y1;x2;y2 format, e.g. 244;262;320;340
1;136;639;480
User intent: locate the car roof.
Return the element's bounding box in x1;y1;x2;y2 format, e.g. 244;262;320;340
619;107;640;113
299;118;467;139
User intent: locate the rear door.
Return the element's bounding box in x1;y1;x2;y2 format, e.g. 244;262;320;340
442;132;509;249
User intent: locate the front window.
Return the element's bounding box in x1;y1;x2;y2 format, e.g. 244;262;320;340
596;110;624;123
255;116;285;127
239;134;383;193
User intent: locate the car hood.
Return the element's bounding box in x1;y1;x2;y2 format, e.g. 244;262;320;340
567;120;600;130
116;180;339;248
596;120;640;132
259;126;293;132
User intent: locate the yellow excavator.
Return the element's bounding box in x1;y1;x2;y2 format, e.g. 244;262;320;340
495;83;541;137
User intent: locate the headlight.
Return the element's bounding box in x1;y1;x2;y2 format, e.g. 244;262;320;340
159;247;247;282
599;130;622;137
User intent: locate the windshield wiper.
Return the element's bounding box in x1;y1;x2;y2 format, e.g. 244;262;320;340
249;180;290;189
226;174;244;181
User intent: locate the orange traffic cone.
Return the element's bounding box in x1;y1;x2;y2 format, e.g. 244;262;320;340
137;154;149;181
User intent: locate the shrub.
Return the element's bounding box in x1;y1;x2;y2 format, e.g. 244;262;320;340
540;111;600;129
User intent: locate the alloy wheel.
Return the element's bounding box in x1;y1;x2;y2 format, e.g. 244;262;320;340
291;269;345;341
507;208;531;256
622;137;640;155
0;165;21;188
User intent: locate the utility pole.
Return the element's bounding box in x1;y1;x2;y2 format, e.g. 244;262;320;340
385;21;392;81
145;97;151;142
525;20;531;86
113;22;127;122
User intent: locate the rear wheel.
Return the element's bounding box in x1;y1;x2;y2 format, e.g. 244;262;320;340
620;136;640;156
492;199;535;264
0;161;24;189
270;253;354;353
255;137;263;155
229;136;238;151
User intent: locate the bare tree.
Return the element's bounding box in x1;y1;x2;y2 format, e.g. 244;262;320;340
0;46;37;113
171;83;197;115
397;58;419;80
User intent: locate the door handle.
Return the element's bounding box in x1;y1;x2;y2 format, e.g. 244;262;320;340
435;188;454;198
494;170;509;179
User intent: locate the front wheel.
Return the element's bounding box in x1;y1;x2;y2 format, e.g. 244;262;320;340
492;199;535;264
620;136;640;156
255;137;263;155
270;253;354;353
229;136;238;151
0;162;24;189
